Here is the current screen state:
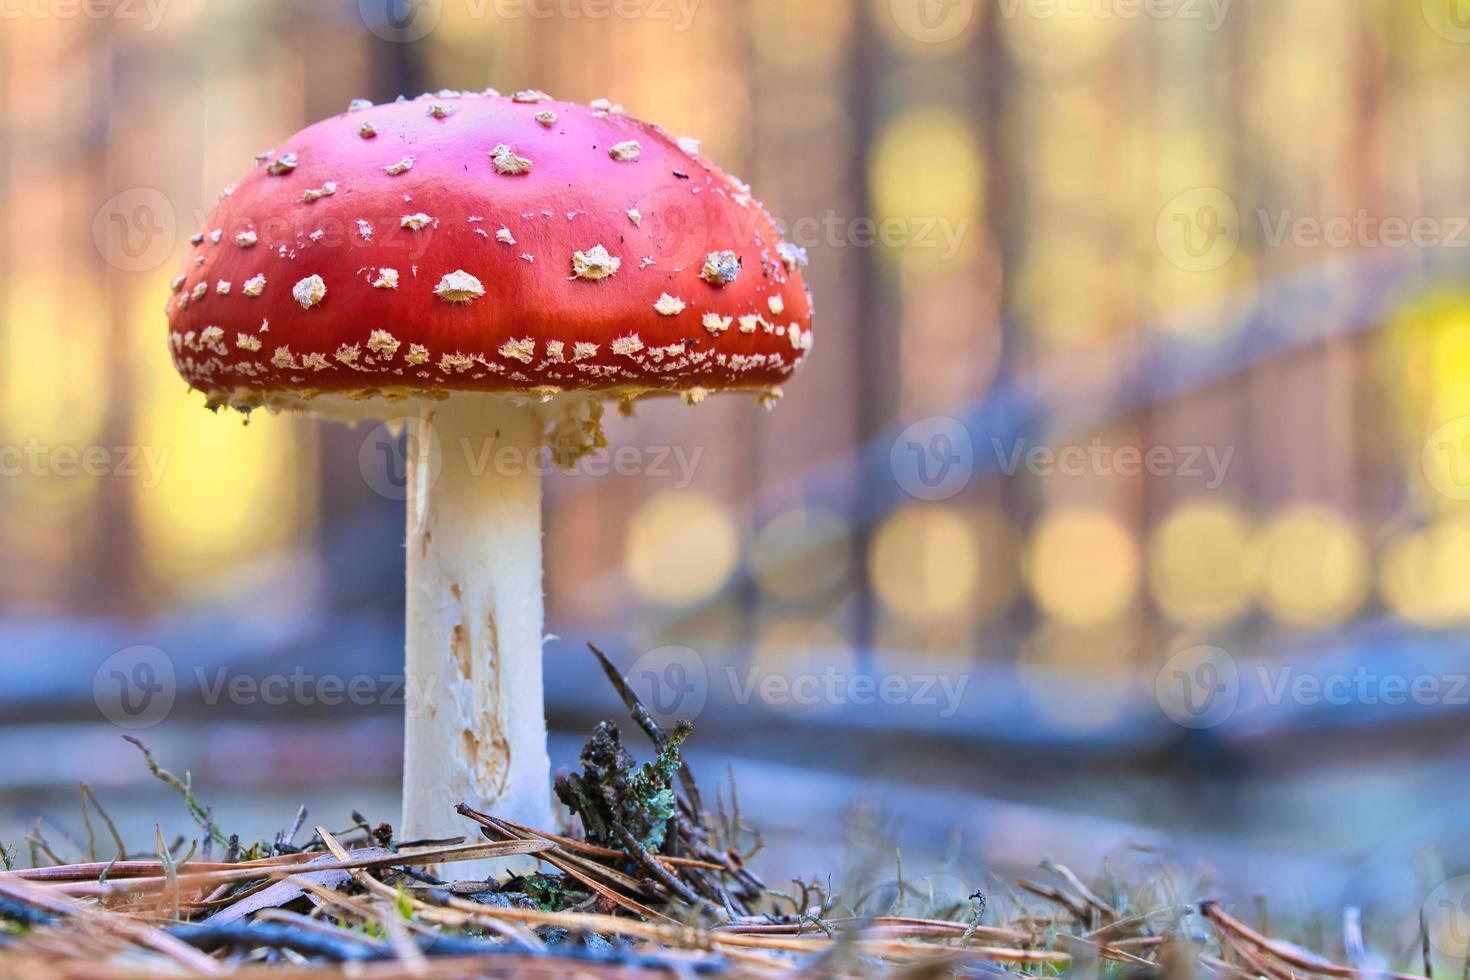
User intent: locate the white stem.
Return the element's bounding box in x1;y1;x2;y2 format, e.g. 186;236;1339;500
403;394;552;878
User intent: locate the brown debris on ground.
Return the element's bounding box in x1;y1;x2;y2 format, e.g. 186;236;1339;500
0;644;1439;978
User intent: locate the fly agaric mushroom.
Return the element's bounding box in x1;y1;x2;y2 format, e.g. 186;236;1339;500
164;89;813;873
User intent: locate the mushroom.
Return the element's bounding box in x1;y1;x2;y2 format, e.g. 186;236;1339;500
163;90;814;876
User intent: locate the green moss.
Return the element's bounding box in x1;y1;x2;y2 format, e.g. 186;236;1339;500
554;720;690;855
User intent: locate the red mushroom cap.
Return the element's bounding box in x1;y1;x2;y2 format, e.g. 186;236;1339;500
165;90;813;413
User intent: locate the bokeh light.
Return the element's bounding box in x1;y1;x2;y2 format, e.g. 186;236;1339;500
868;504;981;621
122;265;308;597
1014;233;1126;351
1026;507;1139;627
869;108;984;273
0;283;109;457
1255;505;1369;628
1147;499;1256;626
626;491;740;607
1380;520;1470;627
131;405;308;597
1384;290;1470;512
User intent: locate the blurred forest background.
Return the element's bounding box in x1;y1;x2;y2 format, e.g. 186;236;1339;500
7;0;1470;950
